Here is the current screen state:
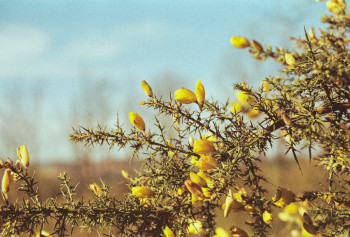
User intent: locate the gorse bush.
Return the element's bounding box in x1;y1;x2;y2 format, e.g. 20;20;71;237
1;0;350;236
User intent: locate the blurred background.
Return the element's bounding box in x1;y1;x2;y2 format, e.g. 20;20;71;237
0;1;335;235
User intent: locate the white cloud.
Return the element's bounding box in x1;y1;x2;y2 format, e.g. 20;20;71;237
0;21;192;80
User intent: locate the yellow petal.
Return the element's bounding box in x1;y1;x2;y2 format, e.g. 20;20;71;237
196;156;218;170
141;80;153;97
35;230;52;237
285;53;296;66
129;112;146;132
132;186;155;198
263;210;273;224
230;36;251;49
247;107;260;118
187;220;203;234
2;169;12;195
17;145;29;168
230;102;243;113
185;179;204;198
89;182;103;197
236;91;250;104
174;88;197;104
190;171;207;188
214;227;231;237
193;139;216;155
196;80;205;109
164;226;175;237
229;226;249;237
327;0;346;14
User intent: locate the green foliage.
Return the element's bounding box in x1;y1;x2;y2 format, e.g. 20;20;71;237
1;1;350;236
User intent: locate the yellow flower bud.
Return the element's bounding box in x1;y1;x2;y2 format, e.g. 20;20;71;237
214;227;230;237
263;210;273;224
285;52;296;66
35;230;52;237
193;139;216;155
185;179;204;198
164;226;175;237
121;169;131;180
327;0;346;14
224;189;234;218
230;36;251;49
196;156;218;170
2;169;12;195
187;220;203;234
190;171;207;188
174;88;197;104
129;112;145;132
17;145;29;168
272;187;296;208
195;80;205;109
251;40;264;54
132;186;155;198
229;226;249;237
89;182;103;197
141;80;153;97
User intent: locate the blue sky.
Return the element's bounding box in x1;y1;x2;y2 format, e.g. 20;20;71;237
0;1;332;162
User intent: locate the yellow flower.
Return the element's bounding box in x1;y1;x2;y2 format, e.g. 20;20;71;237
196;80;205;109
2;169;12;195
327;0;346;14
164;226;175;237
35;230;52;237
251;40;264;54
197;171;215;188
17;145;29;168
89;182;103;197
121;169;131;180
236;91;250;104
272;187;296;208
174;88;197;104
285;52;296;66
263;210;273;224
229;226;249;237
262;80;270;92
214;227;230;237
185;179;204;198
196;156;218;170
230;36;251;49
132;186;155;198
247;107;260;119
187;220;203;234
190;171;207;188
230;102;243;113
201;187;212;198
285;202;299;214
193;139;216;155
141;80;153;97
167;140;177;158
129;112;145;132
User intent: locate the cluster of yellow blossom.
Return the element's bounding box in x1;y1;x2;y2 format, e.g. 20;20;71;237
230;90;261;119
326;0;346;14
174;80;205;109
1;145;30;199
230;36;264;59
89;182;104;197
